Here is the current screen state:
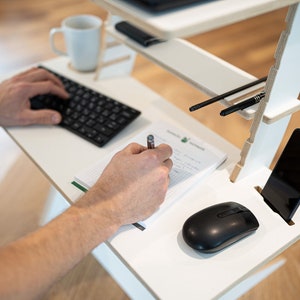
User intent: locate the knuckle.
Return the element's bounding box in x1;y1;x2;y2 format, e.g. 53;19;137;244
147;151;160;163
156;165;170;183
10;82;31;98
17;115;32;126
161;165;171;178
14;81;30;92
44;81;54;93
142;152;159;169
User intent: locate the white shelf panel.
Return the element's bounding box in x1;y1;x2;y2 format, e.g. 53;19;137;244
93;0;299;39
263;98;300;124
107;26;263;118
107;26;256;107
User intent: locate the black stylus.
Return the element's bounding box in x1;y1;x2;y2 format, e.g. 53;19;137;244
189;76;267;112
220;92;266;116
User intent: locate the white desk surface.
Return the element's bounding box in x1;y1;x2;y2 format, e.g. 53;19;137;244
92;0;299;39
6;57;300;299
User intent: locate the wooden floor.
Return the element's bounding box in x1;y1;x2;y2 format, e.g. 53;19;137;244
1;0;300;299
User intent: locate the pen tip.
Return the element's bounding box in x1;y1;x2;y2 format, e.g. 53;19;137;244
189;105;199;112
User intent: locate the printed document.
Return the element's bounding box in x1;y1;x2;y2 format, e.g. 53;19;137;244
73;121;227;228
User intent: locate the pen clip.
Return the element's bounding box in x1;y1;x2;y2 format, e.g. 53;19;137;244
220;91;266;116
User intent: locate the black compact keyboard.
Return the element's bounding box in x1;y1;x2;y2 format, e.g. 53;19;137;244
30;66;141;147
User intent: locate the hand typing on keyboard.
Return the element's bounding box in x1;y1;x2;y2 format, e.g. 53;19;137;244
30;66;141;147
0;67;69;126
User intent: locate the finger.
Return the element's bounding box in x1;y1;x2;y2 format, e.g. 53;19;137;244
163;158;173;171
16;67;65;89
123;142;147;155
31;68;66;89
12;67;38;79
153;143;173;162
119;143;172;160
22;81;69;100
19;109;62;125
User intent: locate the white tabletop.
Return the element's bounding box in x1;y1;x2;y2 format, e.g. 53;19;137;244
6;57;300;299
92;0;300;39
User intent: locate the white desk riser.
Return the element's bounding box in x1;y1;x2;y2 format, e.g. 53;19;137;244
92;0;299;39
6;57;300;299
5;1;300;299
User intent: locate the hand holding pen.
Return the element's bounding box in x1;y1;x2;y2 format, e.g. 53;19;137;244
99;137;173;230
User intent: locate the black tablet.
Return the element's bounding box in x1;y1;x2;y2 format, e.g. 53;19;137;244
261;128;300;224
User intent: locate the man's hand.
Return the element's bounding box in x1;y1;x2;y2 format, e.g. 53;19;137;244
0;67;69;126
77;142;173;228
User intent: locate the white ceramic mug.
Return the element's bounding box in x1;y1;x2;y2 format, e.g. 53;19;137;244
50;15;102;72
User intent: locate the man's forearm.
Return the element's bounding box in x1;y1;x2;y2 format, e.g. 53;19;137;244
0;200;118;300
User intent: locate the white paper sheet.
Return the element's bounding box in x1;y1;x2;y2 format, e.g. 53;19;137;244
74;121;227;228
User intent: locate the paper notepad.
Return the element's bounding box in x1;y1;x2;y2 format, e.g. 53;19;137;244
73;121;227;229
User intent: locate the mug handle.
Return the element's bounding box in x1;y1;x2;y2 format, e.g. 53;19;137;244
49;28;67;56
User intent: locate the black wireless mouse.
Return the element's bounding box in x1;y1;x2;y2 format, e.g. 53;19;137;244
182;202;259;253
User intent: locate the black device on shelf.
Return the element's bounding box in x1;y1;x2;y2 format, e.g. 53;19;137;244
122;0;212;12
261;128;300;224
30;66;141;147
115;21;164;47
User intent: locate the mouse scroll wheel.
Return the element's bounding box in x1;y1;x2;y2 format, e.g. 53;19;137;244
218;207;246;218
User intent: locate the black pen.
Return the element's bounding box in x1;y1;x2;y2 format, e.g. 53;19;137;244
147;134;155;149
189;76;267;112
132;135;156;231
220;91;266;116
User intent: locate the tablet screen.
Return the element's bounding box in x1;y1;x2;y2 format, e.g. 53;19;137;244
261;128;300;224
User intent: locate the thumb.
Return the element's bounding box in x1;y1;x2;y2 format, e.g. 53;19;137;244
22;109;62;125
